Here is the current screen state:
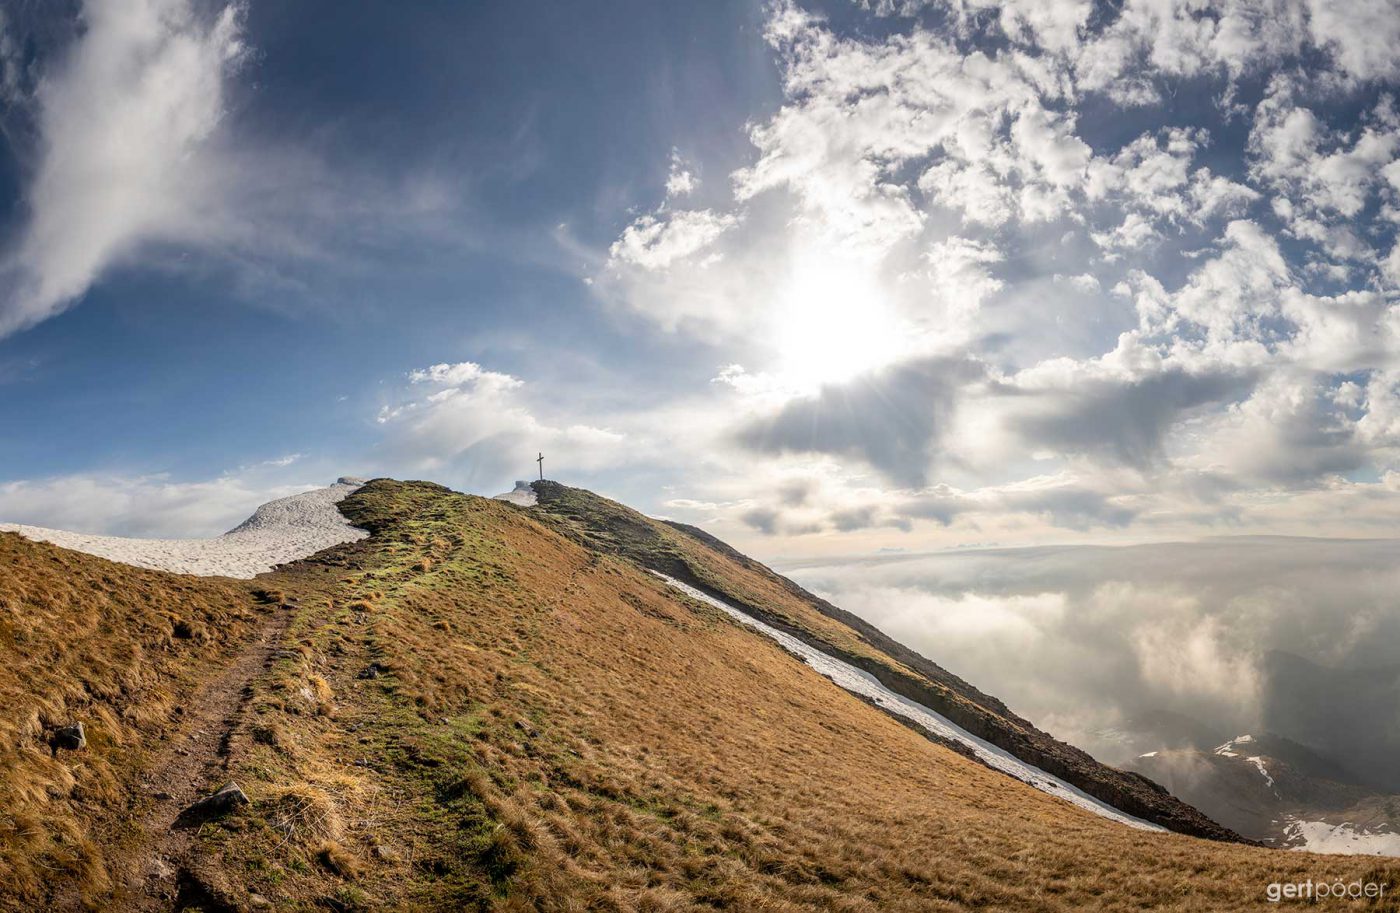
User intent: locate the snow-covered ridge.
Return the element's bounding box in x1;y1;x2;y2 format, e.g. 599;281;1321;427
655;573;1164;833
0;478;369;578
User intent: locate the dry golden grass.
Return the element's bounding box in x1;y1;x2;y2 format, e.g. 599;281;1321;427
195;482;1398;911
4;482;1398;912
0;533;268;906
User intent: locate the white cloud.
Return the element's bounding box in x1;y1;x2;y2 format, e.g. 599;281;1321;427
608;209;739;271
1305;0;1400;82
582;0;1400;551
408;362;500;387
665;149;698;197
1;0;246;336
0;471;316;538
376;362;626;487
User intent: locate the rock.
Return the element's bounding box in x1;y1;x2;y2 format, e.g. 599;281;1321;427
52;722;86;753
248;893;273;909
175;781;249;826
373;844;401;862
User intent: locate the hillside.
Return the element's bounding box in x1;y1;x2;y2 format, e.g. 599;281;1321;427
0;479;1397;911
525;481;1237;841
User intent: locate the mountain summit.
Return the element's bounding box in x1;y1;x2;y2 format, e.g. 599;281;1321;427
1;479;1395;911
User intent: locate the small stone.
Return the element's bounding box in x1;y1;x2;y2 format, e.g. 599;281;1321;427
373;844;401;862
176;781;249;825
52;722;86;753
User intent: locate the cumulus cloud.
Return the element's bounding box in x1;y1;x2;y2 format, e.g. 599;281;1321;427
586;0;1400;552
376;362;627;489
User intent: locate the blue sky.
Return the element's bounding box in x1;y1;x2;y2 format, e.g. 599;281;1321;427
2;0;1400;559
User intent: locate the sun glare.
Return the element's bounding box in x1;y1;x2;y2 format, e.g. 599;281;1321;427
772;256;905;394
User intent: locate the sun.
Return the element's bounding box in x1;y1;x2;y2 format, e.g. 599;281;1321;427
771;254;906;394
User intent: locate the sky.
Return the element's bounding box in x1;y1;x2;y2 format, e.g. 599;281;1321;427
1;0;1400;564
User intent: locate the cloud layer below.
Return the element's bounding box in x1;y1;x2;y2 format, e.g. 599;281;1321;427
785;537;1400;788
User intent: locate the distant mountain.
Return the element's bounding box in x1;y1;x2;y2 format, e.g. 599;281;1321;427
1127;732;1400;854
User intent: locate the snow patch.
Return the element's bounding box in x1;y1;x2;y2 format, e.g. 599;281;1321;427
1284;818;1400;857
656;573;1164;833
494;481;538;507
1214;734;1255;758
0;479;369;578
1246;755;1277;792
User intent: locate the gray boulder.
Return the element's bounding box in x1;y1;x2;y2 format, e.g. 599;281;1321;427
51;722;86;754
175;781;249;826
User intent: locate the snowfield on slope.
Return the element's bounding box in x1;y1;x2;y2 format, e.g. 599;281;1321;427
656;573;1164;833
0;478;369;578
1285;819;1400;856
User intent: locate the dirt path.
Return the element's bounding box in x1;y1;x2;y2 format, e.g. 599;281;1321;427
123;603;297;912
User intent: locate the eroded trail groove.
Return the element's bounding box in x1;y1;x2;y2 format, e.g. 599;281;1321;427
126;602;297;911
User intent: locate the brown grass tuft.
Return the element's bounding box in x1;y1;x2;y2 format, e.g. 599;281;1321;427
316;840;361;879
269;785;342;846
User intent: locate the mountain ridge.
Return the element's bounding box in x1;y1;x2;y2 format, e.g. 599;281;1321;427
1;478;1396;911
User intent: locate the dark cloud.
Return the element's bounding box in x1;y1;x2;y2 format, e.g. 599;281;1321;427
830;505;878;531
735;357;983;486
1011;368;1255;467
996;486;1136;530
777;478;816;507
740;506;780;534
895;482;1136;530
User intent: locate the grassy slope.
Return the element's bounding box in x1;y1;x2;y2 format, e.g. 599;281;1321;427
3;480;1399;912
0;533;276;903
525;481;1234;841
